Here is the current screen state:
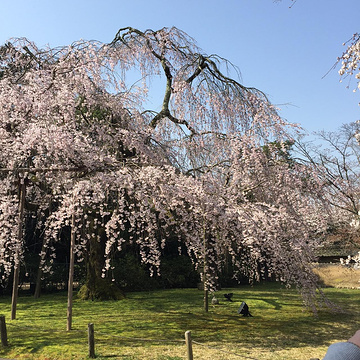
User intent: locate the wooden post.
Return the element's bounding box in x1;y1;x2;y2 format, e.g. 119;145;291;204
204;287;208;313
185;330;193;360
11;264;20;321
88;323;95;358
11;181;26;320
203;220;208;313
0;316;8;347
67;213;76;331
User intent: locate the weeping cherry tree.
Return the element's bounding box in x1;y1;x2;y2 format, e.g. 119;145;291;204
0;27;331;324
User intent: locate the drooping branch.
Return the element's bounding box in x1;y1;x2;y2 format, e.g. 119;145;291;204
149;57;174;129
112;27;173;129
110;26;273;138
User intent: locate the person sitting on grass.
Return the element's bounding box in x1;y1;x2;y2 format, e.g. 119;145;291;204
323;330;360;359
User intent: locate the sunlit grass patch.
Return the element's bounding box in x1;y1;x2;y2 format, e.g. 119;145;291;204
0;283;359;359
313;263;360;288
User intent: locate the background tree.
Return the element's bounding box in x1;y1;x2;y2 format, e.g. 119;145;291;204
295;122;360;245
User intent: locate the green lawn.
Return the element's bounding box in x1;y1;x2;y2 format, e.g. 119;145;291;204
0;283;359;359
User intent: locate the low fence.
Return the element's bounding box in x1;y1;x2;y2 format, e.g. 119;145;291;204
0;315;320;360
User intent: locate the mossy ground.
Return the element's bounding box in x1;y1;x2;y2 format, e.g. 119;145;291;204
0;283;359;359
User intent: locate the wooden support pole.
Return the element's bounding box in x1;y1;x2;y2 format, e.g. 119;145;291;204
67;213;76;331
11;181;26;320
203;220;208;313
0;316;8;347
88;323;95;358
10;265;20;321
185;330;193;360
204;288;208;313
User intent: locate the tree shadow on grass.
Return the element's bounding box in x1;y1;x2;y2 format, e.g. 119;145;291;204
245;297;282;310
4;324;88;357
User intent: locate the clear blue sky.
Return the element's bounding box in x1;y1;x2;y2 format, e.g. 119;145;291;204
1;0;359;135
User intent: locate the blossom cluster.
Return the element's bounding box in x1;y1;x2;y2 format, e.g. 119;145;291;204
338;34;360;96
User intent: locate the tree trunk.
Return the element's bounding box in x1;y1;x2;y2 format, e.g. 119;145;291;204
78;226;124;301
34;237;47;299
33;263;42;299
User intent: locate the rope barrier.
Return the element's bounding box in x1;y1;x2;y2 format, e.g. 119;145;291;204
95;330;185;343
7;322;87;334
6;321;183;343
4;320;307;360
90;326;264;360
6;321;261;359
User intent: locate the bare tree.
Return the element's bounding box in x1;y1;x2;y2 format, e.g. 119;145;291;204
296;122;360;231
